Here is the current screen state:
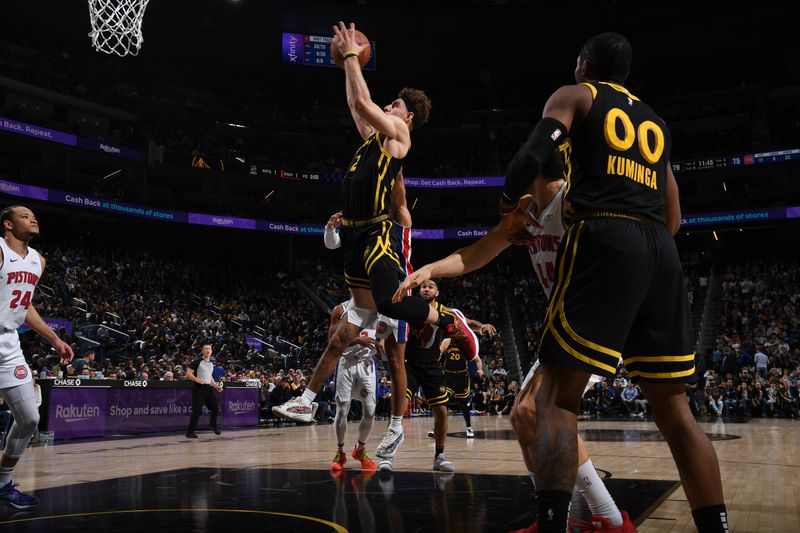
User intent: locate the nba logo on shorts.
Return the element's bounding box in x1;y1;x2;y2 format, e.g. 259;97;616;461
14;365;28;379
377;321;388;335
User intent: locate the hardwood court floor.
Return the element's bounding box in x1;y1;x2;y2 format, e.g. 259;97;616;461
2;414;798;532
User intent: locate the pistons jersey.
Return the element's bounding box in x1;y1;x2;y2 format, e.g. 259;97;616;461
0;239;41;330
525;182;567;298
342;329;378;361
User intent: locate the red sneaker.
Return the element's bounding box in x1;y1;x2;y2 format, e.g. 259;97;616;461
570;511;638;532
329;450;347;471
508;522;537;533
352;446;377;470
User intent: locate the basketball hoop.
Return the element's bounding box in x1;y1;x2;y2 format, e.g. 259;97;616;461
87;0;150;57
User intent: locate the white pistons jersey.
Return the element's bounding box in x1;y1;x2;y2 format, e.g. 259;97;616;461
336;328;378;406
525;182;567;298
0;238;41;387
0;239;41;330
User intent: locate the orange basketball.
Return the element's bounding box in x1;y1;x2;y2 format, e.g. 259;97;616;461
332;30;371;69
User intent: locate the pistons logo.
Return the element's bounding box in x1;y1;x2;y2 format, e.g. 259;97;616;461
360;388;368;398
376;321;388;335
14;365;28;379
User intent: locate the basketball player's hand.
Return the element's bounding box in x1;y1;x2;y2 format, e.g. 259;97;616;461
392;267;432;303
326;211;343;229
502;194;541;246
332;22;368;57
480;324;497;337
477;368;485;379
54;339;74;365
349;336;375;350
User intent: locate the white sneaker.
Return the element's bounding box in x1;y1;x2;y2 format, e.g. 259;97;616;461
465;427;474;438
433;453;455;473
376;427;405;458
271;397;313;423
378;457;394;473
427;428;435;438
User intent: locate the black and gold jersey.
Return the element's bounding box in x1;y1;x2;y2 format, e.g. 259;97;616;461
405;302;443;361
341;132;405;221
564;82;672;225
440;344;469;373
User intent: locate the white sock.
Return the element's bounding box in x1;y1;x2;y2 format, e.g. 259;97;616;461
390;415;403;432
528;470;536;489
576;459;623;527
0;466;13;485
300;389;316;407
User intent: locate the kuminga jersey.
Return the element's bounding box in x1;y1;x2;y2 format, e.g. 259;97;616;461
341;132;405;220
526;182;567;298
565;82;672;225
0;239;41;330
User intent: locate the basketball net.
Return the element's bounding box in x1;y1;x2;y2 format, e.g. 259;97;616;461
87;0;150;57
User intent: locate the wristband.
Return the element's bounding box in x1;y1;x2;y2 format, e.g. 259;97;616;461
344;51;359;59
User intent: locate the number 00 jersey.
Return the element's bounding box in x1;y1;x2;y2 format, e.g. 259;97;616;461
565;82;672;225
0;238;41;330
341;132;405;221
525;181;567;299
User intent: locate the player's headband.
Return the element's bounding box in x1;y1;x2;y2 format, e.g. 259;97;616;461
400;95;420;128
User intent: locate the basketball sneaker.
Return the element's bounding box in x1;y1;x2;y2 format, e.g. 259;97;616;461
375;427;404;458
508;522;537;533
352;446;377;470
440;307;472;351
330;450;347;471
433;453;455;473
569;511;638;532
466;427;475;438
378;457;394;474
272;398;313;423
0;481;39;509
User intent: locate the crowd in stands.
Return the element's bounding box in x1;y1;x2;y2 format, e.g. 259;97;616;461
698;258;800;418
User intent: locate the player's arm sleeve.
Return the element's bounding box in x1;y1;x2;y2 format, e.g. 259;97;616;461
324;227;341;249
501;117;568;206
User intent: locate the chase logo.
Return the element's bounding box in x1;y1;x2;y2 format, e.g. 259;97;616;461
54;378;81;387
123;380;149;388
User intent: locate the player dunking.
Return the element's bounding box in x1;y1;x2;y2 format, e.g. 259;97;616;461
0;206;74;508
496;33;726;532
395;153;634;531
273;22;470;464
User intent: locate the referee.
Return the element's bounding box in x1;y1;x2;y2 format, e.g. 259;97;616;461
185;343;222;438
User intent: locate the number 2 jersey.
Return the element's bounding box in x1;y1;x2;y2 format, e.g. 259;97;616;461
525;182;567;299
0;238;41;331
564;82;672;226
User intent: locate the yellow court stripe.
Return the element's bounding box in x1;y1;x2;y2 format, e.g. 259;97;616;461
628;367;696;380
0;508;349;532
547;323;618;375
624;353;695;365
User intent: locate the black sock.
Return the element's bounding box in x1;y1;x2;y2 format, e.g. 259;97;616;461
691;504;729;533
462;401;471;426
535;490;571;533
435;445;444;459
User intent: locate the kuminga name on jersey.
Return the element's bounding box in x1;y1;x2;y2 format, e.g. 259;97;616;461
564;82;672;225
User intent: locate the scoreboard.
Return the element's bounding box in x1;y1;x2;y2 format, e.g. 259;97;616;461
672;148;800;173
282;32;377;71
